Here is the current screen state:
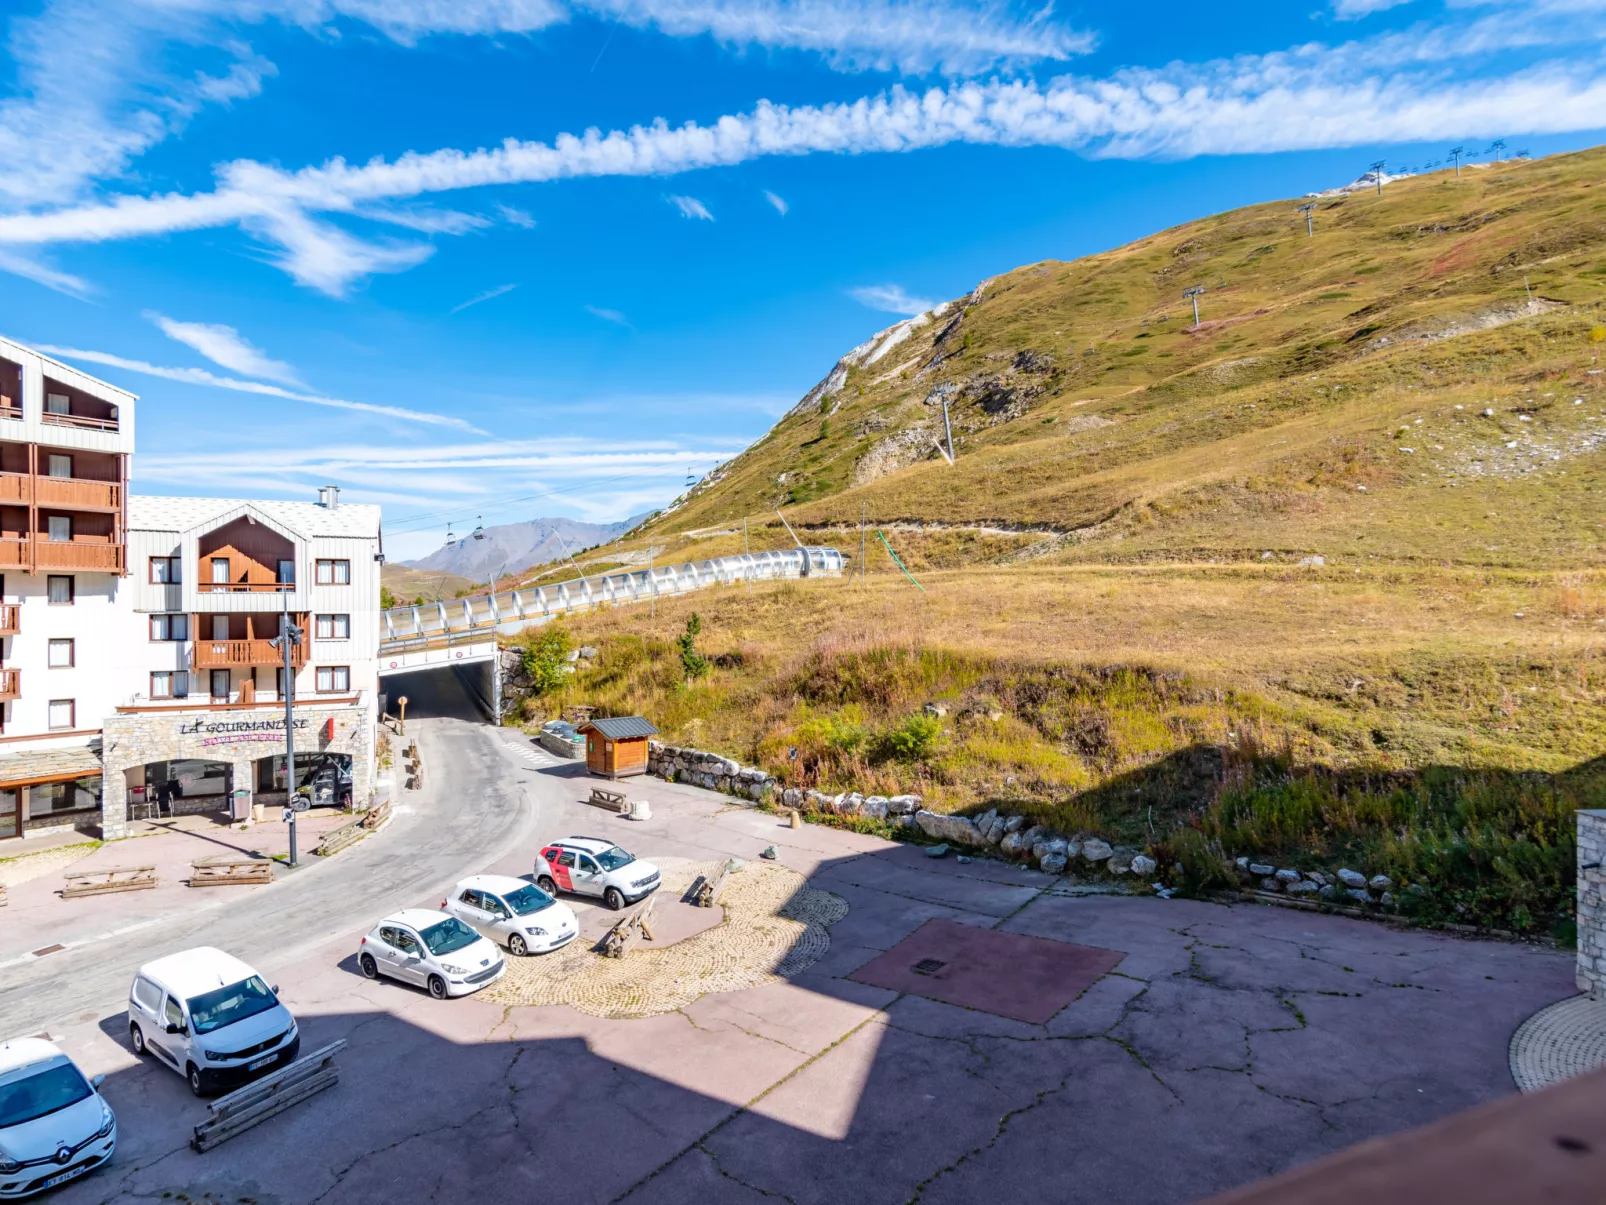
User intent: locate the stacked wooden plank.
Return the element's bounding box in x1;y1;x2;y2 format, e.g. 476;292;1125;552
587;786;630;813
62;865;156;898
190;855;273;887
599;896;657;958
685;858;737;909
192;1041;346;1152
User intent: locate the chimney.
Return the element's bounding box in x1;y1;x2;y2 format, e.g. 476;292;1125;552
319;484;340;510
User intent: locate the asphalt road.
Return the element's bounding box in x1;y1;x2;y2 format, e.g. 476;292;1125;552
1;668;540;1037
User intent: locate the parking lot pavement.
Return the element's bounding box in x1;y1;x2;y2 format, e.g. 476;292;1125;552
32;767;1580;1205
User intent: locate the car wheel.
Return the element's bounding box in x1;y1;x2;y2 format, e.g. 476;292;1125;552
359;953;379;979
129;1023;147;1057
604;887;625;911
537;876;558;896
508;933;528;957
427;975;449;1000
187;1064;207;1097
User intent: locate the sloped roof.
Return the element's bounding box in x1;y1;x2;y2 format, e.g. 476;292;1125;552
580;716;659;740
0;742;102;787
130;495;381;539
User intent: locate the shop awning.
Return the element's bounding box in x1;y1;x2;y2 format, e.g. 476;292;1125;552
0;744;103;789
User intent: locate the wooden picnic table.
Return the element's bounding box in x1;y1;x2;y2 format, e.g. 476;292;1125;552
588;786;630;813
190;854;274;887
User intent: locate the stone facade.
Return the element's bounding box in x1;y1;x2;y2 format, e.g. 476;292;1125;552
101;700;375;839
1578;810;1606;998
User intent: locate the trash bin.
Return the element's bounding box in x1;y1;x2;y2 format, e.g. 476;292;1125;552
230;787;252;822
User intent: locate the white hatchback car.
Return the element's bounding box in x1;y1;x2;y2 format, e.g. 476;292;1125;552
535;836;661;911
128;948;300;1097
358;909;505;999
441;874;578;956
0;1039;115;1200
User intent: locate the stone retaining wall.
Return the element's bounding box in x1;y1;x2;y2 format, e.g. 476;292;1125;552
1578;810;1606;998
647;741;922;817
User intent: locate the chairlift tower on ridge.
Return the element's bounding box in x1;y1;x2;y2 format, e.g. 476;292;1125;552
1297;202;1317;237
1370;160;1387;195
1183;286;1206;329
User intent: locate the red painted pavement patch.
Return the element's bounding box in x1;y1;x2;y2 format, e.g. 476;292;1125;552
849;918;1123;1024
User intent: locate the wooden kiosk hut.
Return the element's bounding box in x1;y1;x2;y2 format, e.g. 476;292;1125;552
579;716;659;779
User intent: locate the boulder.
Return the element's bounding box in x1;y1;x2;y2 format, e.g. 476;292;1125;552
840;793;864;816
887;795;922;815
861;796;889;820
1274;869;1302;885
983;816;1008;846
1346;888;1370;904
1317;885;1340;902
923;702;949;717
1249;863;1275;877
1336;868;1368;889
1002;815;1026;835
1039;852;1069;875
1033;837;1068;865
925;844;949;858
973;808;999;841
999;830;1029;858
915;810;985;847
1108;848;1135;874
782;788;803;809
578;646;598;658
1130;854;1158;877
1304;871;1328;887
1286;880;1319;896
1081;838;1114;864
1064;839;1083;860
1019;825;1045;851
1260;877;1281;892
1379;891;1396;907
1234;856;1251;872
1369;875;1394;892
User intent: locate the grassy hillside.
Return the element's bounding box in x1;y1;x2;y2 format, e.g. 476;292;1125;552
499;147;1606;935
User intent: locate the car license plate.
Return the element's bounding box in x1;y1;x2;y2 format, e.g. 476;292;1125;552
248;1054;278;1071
42;1164;87;1189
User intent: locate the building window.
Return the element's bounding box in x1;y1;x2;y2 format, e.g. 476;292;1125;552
47;699;74;729
46;575;72;605
46;515;70;542
36;775;99;814
149;556;181;584
316;665;350;692
210;669;230;699
150;670;189;699
47;638;73;667
277;559;295;584
150;613;189;641
45;393;69;416
210;556;230;584
46;454;72;478
315;559;350;585
315;613;350;640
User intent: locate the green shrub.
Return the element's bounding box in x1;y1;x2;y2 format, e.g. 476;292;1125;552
677;613;710;681
521;625;573;695
883;713;942;762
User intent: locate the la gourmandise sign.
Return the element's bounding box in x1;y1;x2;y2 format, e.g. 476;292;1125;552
178;716;311;747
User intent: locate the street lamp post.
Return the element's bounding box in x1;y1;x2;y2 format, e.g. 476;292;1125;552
271;583;306;865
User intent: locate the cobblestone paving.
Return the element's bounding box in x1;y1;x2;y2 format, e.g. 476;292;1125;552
1508;993;1606;1092
482;858;849;1018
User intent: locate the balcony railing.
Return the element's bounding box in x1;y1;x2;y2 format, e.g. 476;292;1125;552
42;411;118;432
0;669;20;701
117;690;362;714
0;539;25;569
192;638;307;670
0;604;19;636
202;581;291;593
0;399;20;422
36;476;120;511
35;541;121;571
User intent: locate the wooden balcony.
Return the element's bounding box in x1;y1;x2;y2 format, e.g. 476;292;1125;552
192;638;307;670
0;604;19;636
35;541;121;571
42;411;118;433
202;581;291;594
0;472;121;512
0;669;19;701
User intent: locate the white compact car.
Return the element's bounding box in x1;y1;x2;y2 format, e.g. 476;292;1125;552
0;1039;115;1199
129;948;300;1097
535;837;661;911
358;909;505;999
441;874;578;956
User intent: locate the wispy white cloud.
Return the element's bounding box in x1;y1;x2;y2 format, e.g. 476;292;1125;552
496;203;537;228
667;194;714;221
0;249;93;298
36;344;484;431
586;305;634;328
4;6;1604;294
147;313;301;384
849;283;934;315
1333;0;1415;16
449;282;519;314
763;189;789;216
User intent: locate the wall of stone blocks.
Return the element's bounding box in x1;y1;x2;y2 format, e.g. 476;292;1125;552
1577;810;1606;998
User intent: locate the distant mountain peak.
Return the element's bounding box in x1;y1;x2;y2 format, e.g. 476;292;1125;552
404;513;648;579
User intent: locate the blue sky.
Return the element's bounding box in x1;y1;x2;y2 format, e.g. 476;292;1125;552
0;0;1602;561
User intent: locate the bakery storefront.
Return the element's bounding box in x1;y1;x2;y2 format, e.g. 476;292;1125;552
101;699;374;839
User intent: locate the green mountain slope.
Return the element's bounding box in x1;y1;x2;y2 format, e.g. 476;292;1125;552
638;147;1606;571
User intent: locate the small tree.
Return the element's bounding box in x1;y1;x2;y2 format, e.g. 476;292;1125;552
522;625;573;695
677;613;710;681
380;586;398;609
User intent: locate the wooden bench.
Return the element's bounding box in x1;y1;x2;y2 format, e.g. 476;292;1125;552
684;858;737;908
315;821;364;857
62;865;157;898
587;786;630;813
360;799;392;831
599;896;656;958
190;855;274;887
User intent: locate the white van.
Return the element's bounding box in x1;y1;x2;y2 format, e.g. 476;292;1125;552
127;948;300;1097
0;1038;116;1199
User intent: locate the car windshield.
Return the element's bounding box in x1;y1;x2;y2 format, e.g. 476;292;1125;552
595;846;635;871
187;976;279;1035
0;1061;91;1129
544;722;575;736
420;917;481;956
503;884;556;916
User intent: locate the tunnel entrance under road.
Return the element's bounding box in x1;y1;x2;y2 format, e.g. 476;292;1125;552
379;660;500;726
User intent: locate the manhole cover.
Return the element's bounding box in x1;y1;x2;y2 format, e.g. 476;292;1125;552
911;959;947;976
32;944;64;957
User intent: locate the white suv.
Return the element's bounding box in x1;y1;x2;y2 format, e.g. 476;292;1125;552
442;875;578;956
128;948;300;1097
535;837;661;911
0;1038;115;1199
